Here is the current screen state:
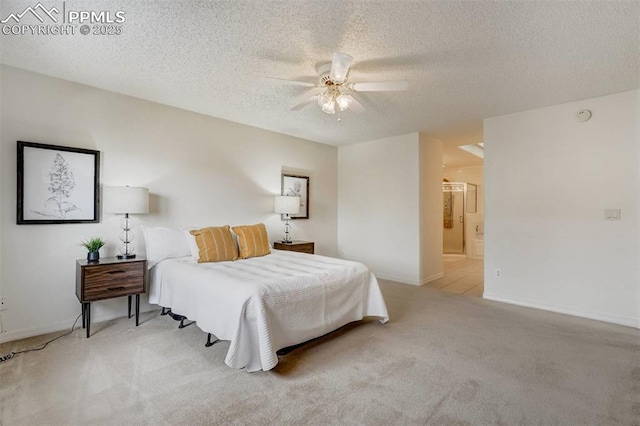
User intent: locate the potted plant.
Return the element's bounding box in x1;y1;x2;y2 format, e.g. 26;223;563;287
81;237;105;262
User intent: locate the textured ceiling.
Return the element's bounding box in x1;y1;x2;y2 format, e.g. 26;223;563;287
1;1;639;163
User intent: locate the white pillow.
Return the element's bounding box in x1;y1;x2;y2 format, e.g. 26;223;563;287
184;229;200;260
141;226;191;268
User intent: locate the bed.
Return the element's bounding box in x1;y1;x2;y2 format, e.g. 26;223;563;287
148;249;389;372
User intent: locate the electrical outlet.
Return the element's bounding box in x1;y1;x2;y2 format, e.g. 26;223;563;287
495;269;502;278
0;297;8;311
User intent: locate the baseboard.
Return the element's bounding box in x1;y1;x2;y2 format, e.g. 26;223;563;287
483;293;640;329
375;271;444;286
374;273;420;286
0;308;157;344
0;318;76;344
443;254;466;259
420;272;444;285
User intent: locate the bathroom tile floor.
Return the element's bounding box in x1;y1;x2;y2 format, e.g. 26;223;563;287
427;257;484;297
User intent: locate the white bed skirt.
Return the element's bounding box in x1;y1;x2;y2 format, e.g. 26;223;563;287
149;250;389;372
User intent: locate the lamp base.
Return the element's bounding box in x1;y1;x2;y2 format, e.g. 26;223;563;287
280;240;294;244
117;254;136;259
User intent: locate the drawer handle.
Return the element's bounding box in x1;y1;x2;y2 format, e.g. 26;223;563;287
107;270;126;274
107;286;126;291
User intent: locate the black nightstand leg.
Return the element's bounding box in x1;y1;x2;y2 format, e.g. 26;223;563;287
135;294;140;326
86;303;91;338
81;304;86;329
128;295;132;318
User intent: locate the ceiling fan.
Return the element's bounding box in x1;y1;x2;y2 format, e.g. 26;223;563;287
263;52;409;117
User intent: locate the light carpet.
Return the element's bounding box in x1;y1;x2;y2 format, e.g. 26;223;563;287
1;280;639;425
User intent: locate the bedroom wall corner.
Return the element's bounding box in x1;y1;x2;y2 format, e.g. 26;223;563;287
0;65;338;342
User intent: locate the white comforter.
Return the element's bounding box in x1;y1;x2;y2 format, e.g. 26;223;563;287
148;250;389;372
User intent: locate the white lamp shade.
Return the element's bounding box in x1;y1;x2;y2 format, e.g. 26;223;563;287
274;195;300;214
104;186;149;214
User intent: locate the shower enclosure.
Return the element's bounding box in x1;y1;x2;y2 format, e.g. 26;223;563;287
443;182;477;255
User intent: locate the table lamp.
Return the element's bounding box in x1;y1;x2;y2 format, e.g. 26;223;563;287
274;195;300;243
104;186;149;259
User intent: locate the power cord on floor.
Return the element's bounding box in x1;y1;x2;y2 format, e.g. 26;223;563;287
0;313;82;364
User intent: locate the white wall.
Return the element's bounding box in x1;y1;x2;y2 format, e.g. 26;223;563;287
484;89;640;328
0;66;338;342
338;133;421;284
419;134;444;283
338;132;443;285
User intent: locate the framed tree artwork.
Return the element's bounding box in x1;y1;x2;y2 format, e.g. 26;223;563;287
17;141;100;224
281;174;309;219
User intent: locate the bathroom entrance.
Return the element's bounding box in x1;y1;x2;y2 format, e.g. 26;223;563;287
443;181;477;255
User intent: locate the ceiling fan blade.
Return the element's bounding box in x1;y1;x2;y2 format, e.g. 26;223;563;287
262;77;316;87
329;52;353;83
351;80;409;92
290;95;320;111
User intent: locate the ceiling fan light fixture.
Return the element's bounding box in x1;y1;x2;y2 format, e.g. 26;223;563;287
336;93;353;111
322;102;336;114
266;52;409;116
318;91;334;108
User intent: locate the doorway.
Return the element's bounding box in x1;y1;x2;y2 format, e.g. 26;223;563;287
440;157;483;297
443;182;477;255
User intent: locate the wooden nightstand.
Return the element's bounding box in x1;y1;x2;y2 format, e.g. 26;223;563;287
273;240;315;254
76;257;147;338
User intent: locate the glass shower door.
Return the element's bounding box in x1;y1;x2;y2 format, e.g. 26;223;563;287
443;183;465;254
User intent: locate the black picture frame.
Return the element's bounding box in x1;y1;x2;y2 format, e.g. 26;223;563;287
17;141;100;224
281;174;309;219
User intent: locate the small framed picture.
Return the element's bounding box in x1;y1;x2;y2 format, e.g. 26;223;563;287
281;174;309;219
17;141;100;224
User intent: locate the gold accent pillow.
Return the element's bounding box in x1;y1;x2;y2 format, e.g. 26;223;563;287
232;223;271;259
189;225;238;263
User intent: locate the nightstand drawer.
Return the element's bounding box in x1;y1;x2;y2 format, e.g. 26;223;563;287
84;280;144;301
273;241;314;254
295;245;314;254
84;262;144;288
